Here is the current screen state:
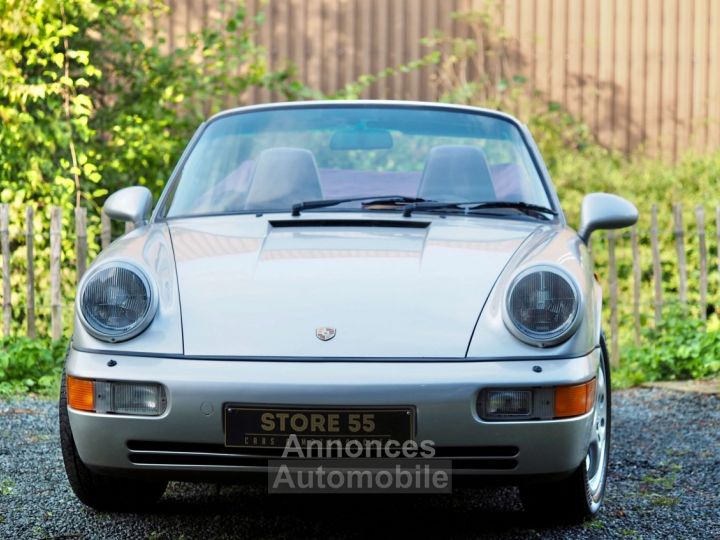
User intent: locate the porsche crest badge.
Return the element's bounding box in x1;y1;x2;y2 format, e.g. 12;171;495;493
316;327;336;341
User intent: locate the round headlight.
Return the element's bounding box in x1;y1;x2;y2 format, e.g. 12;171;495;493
504;267;580;346
79;262;157;342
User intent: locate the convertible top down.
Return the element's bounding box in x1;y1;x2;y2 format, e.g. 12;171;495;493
60;101;637;521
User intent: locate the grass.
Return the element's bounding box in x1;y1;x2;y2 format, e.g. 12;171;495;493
0;478;14;496
639;463;681;508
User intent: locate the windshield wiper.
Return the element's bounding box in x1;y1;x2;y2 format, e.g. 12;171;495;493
402;200;558;219
292;195;429;216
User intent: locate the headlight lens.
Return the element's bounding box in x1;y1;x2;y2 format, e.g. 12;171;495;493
505;268;580;346
79;263;156;341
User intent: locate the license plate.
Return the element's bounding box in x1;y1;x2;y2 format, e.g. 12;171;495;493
224;405;415;448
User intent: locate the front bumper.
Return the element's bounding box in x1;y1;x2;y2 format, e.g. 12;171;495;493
66;347;600;480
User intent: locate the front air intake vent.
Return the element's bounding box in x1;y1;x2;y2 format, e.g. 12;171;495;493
126;441;518;470
269;219;430;229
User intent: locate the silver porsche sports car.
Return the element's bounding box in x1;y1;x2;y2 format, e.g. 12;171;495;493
60;101;637;520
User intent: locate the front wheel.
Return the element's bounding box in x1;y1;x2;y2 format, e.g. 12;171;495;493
59;370;168;512
519;337;611;523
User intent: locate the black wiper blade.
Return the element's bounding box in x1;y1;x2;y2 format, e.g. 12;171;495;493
292;195;428;216
402;200;558;219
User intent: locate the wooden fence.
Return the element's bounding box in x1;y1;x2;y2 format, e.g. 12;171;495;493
0;202;718;365
599;203;717;366
157;0;720;159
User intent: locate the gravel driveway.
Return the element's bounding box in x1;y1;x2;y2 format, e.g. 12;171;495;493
1;387;718;540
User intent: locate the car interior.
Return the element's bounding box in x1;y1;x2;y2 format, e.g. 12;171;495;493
192;145;529;214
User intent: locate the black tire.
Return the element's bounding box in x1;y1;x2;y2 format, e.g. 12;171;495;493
519;336;611;524
59;370;168;512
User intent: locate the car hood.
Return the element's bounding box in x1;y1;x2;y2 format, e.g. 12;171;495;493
168;213;539;358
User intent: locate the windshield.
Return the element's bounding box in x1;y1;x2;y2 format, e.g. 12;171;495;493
163;105;552;218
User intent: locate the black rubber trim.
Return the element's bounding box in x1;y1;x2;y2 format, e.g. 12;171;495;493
71;344;600;363
126;441;519;470
127;440;519;458
269;219;430;229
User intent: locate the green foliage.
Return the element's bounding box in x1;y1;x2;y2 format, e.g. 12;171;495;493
1;1;718;393
0;0;305;336
614;307;720;388
0;336;68;396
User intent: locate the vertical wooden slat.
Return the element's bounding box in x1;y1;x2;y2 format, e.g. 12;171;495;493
651;204;663;325
502;0;522;115
607;229;619;366
341;0;354;92
597;0;614;147
50;207;62;341
355;0;373;97
518;0;536;120
243;0;258;105
631;224;641;345
676;0;693;158
535;0;551;99
390;0;404;99
629;0;647;152
661;0;678;158
419;0;438;103
696;205;708;319
586;0;601;134
373;0;388;99
673;203;687;305
25;206;35;339
101;211;111;250
324;0;339;95
614;0;630;151
645;0;662;157
125;221;134;234
274;0;290;100
0;204;10;338
555;0;568;107
405;0;420;101
306;0;321;95
709;0;720;152
75;207;87;283
691;0;709;152
566;0;583;120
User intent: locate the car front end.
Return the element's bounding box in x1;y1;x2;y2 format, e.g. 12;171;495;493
60;101;635;521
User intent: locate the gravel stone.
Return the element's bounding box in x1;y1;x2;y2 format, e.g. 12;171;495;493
0;387;718;539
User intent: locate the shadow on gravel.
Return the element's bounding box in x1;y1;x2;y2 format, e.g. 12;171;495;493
3;389;718;539
140;485;553;538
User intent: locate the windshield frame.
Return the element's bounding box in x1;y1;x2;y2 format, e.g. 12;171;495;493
152;101;564;225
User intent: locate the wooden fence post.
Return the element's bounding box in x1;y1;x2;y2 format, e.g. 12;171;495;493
631;224;641;345
75;207;87;282
1;204;10;338
25;206;36;338
651;204;663;325
673;203;688;306
101;211;111;250
50;207;62;341
696;205;707;320
607;230;619;366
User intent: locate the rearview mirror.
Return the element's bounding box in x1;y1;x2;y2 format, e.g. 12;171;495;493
578;193;638;243
103;186;152;226
330;127;393;151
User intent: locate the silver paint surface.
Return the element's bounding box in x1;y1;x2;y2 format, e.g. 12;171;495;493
67;100;637;479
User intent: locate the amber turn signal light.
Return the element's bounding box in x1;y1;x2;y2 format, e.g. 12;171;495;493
554;378;596;418
67;376;95;412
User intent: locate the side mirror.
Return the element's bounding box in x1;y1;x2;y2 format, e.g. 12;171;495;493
103;186;152;226
578;193;638;243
